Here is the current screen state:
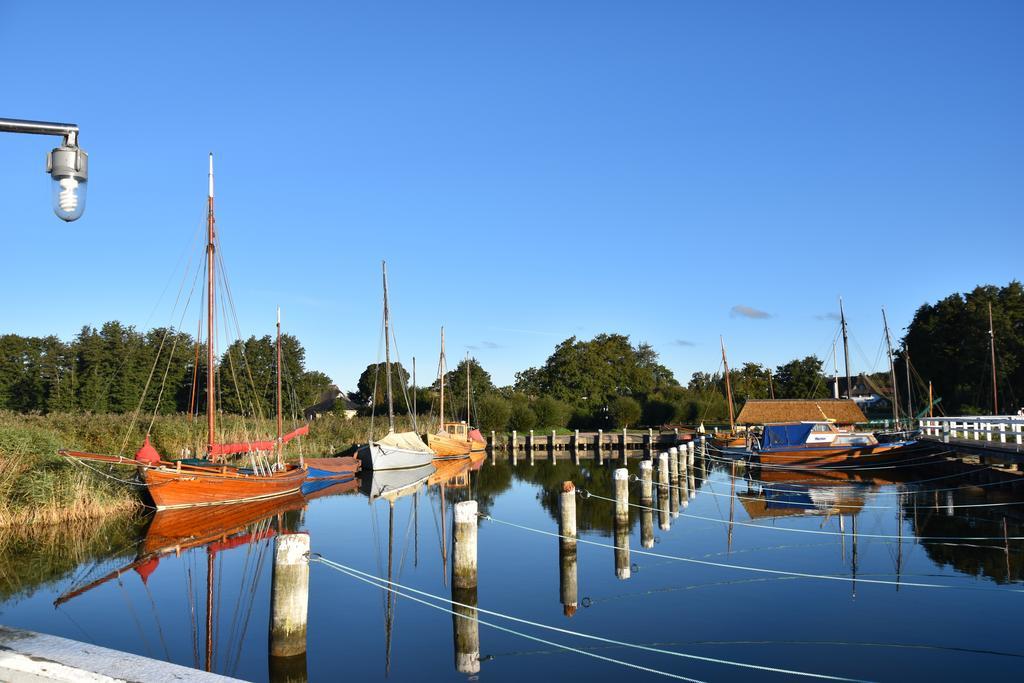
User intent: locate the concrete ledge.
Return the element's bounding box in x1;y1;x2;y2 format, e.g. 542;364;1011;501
0;625;242;682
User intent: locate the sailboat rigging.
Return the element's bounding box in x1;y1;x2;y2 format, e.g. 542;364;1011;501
60;155;307;509
358;261;437;471
426;327;472;458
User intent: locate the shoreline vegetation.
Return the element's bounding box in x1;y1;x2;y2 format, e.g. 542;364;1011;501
2;280;1020;528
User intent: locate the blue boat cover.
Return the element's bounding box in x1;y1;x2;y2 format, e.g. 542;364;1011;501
762;423;814;450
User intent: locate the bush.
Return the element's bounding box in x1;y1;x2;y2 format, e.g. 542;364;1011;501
608;396;641;429
532;396;571;429
567;406;596;430
475;395;512;433
508;401;537;432
641;399;677;427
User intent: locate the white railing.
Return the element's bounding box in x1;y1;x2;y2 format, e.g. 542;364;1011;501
918;416;1024;445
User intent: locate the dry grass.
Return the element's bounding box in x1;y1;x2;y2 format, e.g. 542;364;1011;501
0;409;427;528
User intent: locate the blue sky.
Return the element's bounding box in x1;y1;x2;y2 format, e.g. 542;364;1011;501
1;1;1021;391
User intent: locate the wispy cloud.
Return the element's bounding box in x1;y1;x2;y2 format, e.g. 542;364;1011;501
487;326;560;337
815;312;841;321
672;339;696;347
730;305;771;320
467;340;502;351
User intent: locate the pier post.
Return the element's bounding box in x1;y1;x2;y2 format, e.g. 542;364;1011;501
528;430;534;465
614;468;630;579
648;428;654;459
490;431;496;465
622;427;628;461
640;460;654;548
658;452;670;531
269;532;310;659
453;501;478;590
551;430;557;462
668;447;680;518
573;429;580;464
596;429;604;465
688;441;696;468
559;482;578;616
511;430;517;466
452;501;479;674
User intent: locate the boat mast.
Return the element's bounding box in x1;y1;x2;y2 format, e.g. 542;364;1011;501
839;297;852;399
466;352;471;425
720;336;735;433
276;307;283;469
382;261;395;433
439;327;446;429
989;301;999;414
904;345;913;419
832;340;839;399
882;307;900;427
206;154;217;457
411;356;417;431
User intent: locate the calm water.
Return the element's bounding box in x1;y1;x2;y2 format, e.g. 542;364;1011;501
3;447;1024;682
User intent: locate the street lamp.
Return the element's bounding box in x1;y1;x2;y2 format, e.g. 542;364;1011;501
0;117;88;221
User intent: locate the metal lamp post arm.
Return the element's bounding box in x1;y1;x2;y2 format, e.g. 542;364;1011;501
0;118;79;146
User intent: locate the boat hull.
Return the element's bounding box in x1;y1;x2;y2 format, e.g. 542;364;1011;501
427;432;472;458
142;464;307;510
710;434;746;448
304;456;361;480
360;442;436;470
754;441;917;467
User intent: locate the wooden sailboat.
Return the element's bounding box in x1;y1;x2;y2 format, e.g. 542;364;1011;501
61;155;307;509
709;336;746;449
358;261;437;470
426;327;472;459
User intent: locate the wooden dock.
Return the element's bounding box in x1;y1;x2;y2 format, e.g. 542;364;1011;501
919;417;1024;469
484;428;689;463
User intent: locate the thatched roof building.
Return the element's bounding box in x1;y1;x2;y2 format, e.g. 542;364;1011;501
736;399;867;426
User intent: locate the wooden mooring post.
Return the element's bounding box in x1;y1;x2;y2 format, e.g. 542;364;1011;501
551;429;557;462
668;447;680;518
596;429;604;465
269;532;310;659
658;452;670;531
640;460;654;548
573;429;580;464
528;430;535;466
559;482;578;616
614;468;630;579
452;501;479;675
510;430;517;465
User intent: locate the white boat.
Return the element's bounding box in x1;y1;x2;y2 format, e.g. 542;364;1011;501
360;261;438;471
361;463;435;502
362;431;436;471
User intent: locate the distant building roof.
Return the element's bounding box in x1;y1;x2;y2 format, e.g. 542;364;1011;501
737;399;867;425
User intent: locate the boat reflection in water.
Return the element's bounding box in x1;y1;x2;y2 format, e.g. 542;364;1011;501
55;493;309;679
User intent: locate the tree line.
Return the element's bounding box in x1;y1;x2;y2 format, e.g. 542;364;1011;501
344;333;840;431
0;321;332;418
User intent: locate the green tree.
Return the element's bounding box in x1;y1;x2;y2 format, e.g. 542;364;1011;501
532;396;571;429
440;357;495;422
515;334;678;408
475;395;512;432
608;396;641;428
507;396;537;431
353;362;412;413
774;356;828;399
903;281;1024;414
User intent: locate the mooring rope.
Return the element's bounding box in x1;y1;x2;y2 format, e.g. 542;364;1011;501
310;554;869;682
579;489;1024;542
478;513;1024;594
639;473;1024;511
311;556;705;682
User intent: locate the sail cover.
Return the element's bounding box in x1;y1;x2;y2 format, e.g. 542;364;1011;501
209;425;310;457
377;431;435;453
761;423;814;450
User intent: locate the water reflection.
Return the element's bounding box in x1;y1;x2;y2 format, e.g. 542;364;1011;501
6;447;1024;681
